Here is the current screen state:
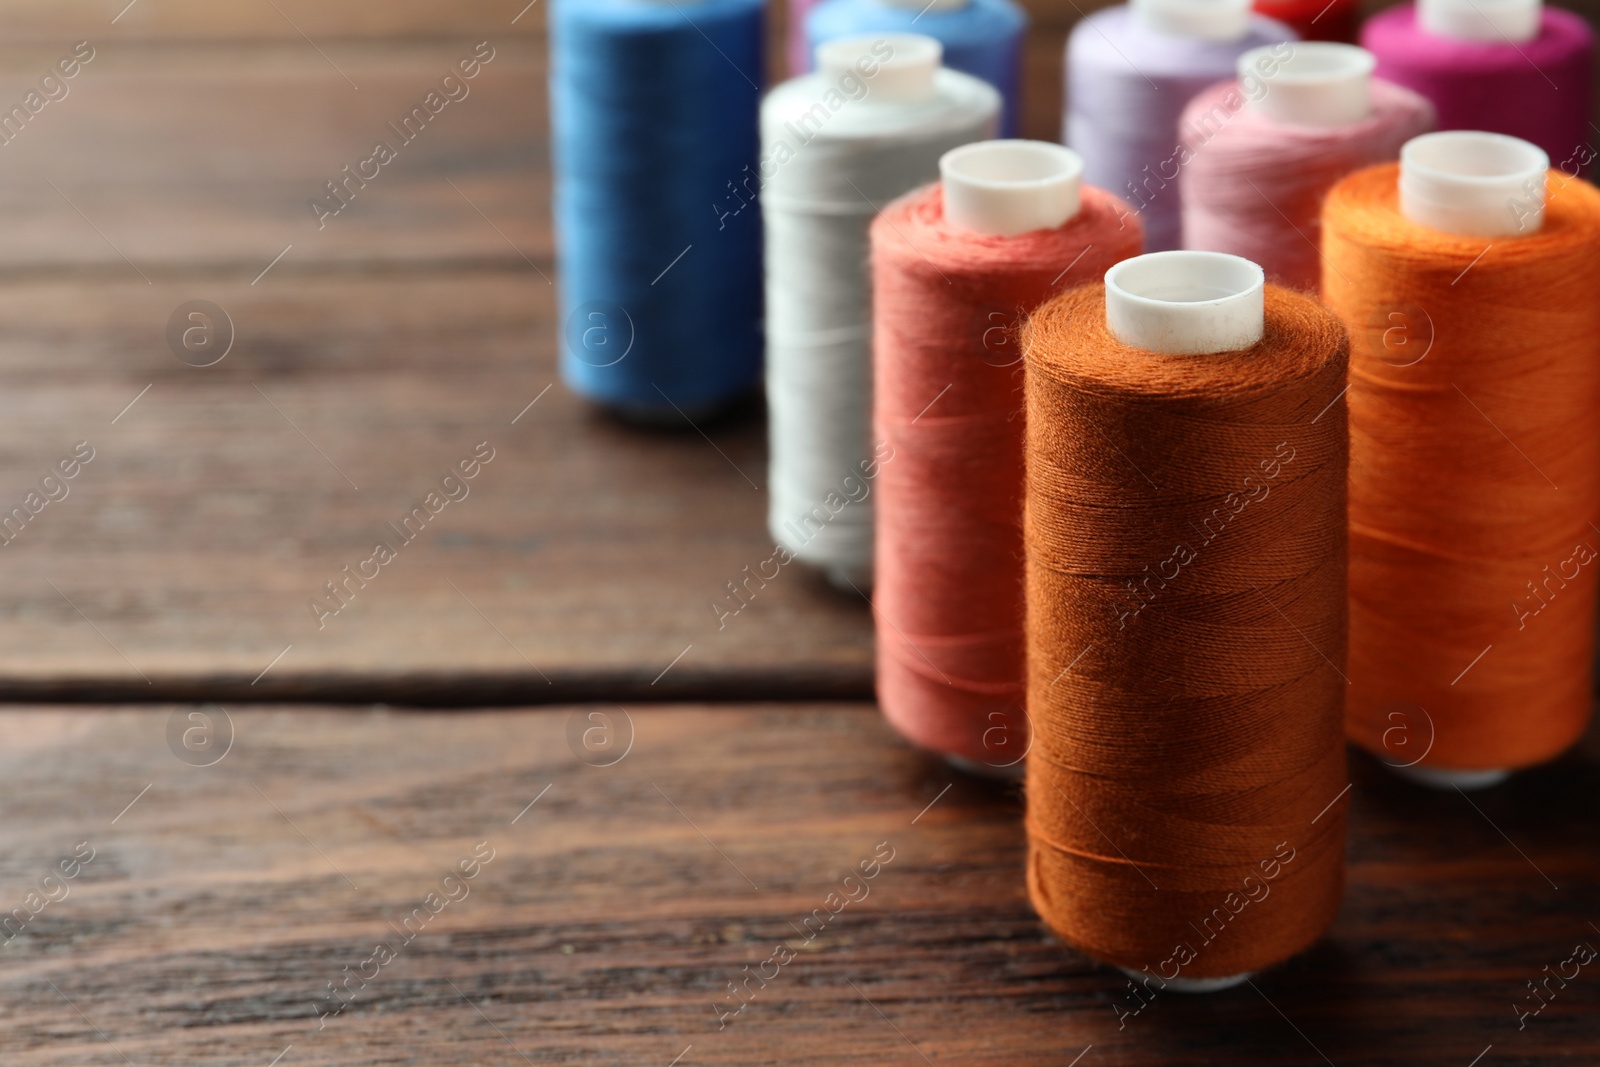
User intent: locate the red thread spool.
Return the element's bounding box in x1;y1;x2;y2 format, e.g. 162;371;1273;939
1255;0;1360;42
871;140;1142;771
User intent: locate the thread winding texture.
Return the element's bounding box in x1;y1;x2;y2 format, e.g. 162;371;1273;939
1022;285;1348;978
1323;164;1600;770
1254;0;1360;42
763;66;998;582
804;0;1028;135
1362;5;1594;169
1065;7;1296;253
870;183;1142;765
1180;78;1435;291
551;0;764;415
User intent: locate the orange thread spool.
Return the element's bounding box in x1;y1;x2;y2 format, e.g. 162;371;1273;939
1323;155;1600;774
871;147;1141;769
1022;269;1348;980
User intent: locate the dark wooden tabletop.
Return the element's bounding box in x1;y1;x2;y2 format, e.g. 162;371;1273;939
2;705;1597;1066
1;2;1598;1064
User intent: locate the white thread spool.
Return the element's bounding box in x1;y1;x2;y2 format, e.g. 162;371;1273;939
763;34;999;591
1105;249;1265;992
1382;130;1547;790
1242;42;1375;127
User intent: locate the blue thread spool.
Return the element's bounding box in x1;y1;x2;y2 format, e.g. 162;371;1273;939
551;0;766;420
805;0;1026;136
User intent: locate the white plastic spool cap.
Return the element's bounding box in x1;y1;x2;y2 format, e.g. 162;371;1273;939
1242;43;1376;127
1131;0;1253;41
1419;0;1541;42
815;33;942;104
1399;131;1549;237
1104;251;1265;355
940;141;1085;236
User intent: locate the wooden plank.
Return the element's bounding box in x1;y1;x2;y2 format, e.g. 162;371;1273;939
0;0;545;44
0;704;1596;1064
0;40;547;273
0;272;873;701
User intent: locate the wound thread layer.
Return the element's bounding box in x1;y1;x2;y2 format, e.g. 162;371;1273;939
1022;284;1349;978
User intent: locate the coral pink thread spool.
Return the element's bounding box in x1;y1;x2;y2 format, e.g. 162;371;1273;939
871;141;1142;774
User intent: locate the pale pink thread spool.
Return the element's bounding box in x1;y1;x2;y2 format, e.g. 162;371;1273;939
1179;43;1435;290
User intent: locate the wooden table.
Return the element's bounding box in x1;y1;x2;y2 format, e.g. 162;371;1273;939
3;706;1598;1066
0;3;1597;1064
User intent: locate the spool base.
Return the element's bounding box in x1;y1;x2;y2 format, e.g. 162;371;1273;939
945;753;1026;781
1119;967;1252;993
1391;764;1510;790
598;398;727;428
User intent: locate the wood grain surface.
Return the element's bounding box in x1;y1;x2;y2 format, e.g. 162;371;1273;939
1;704;1596;1066
0;40;875;701
0;270;874;702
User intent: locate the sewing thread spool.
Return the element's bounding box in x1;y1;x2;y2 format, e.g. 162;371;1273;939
1254;0;1359;43
1023;251;1348;987
1065;0;1295;253
764;34;998;589
1323;132;1600;785
804;0;1027;136
788;0;826;75
551;0;766;420
1180;43;1435;290
1362;0;1594;171
871;141;1142;775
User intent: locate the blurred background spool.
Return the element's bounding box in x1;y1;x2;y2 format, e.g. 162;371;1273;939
800;0;1028;135
1180;43;1434;290
1362;0;1594;171
788;0;827;74
764;34;998;590
1323;131;1600;783
1023;251;1348;984
1065;0;1295;253
870;141;1141;774
550;0;766;420
1254;0;1360;42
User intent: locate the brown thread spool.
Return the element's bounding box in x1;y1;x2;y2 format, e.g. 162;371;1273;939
1022;251;1349;986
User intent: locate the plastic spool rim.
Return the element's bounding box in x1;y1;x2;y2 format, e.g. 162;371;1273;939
1131;0;1254;41
940;140;1085;236
1104;251;1265;355
880;0;970;9
1118;966;1253;992
815;33;943;104
1399;130;1548;238
1418;0;1541;42
1242;42;1375;127
1392;764;1512;790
